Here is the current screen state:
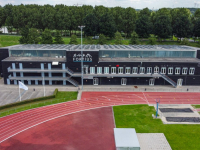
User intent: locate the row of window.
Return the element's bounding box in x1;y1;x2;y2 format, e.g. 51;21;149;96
89;67;195;75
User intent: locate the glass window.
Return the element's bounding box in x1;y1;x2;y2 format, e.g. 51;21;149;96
168;67;173;74
177;78;183;86
189;67;195;75
140;67;145;74
121;78;127;85
90;67;95;74
182;67;188;75
147;67;152;74
111;67;116;74
118;67;123;74
161;67;166;74
154;67;159;74
175;67;180;74
132;67;138;74
125;67;131;74
97;67;102;74
93;78;99;85
104;67;109;74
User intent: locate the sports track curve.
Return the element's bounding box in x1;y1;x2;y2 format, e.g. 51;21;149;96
0;91;200;144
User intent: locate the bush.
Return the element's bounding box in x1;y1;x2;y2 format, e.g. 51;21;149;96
180;38;189;45
129;32;139;45
148;35;156;45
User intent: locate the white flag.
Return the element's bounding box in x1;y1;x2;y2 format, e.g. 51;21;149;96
19;81;28;90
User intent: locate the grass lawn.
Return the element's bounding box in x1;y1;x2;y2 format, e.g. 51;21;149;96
192;105;200;108
113;105;200;150
0;91;77;117
0;35;21;47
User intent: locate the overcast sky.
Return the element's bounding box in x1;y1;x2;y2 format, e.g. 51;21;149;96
1;0;200;9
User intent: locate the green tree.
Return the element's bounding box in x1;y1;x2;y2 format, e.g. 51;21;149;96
193;19;200;39
173;15;193;40
0;6;5;28
136;15;153;38
139;7;151;17
83;13;99;36
129;32;139;45
99;12;117;38
69;34;78;44
98;34;106;45
19;26;29;44
115;31;123;44
54;30;64;44
180;38;189;45
154;15;172;40
41;28;53;44
148;35;156;45
27;28;40;44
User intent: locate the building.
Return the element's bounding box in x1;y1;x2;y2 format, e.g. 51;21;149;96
0;44;200;87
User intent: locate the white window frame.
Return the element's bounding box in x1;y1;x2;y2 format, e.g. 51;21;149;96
189;67;195;75
161;67;166;74
147;67;152;74
125;67;131;74
104;67;109;74
140;67;145;74
175;67;181;75
149;78;155;86
118;67;123;74
177;78;183;86
168;67;173;75
121;78;127;85
90;67;95;74
97;67;102;74
182;67;188;75
154;67;159;74
111;67;116;74
132;67;138;74
93;78;99;85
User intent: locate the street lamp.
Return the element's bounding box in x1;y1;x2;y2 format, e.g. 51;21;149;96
78;25;85;90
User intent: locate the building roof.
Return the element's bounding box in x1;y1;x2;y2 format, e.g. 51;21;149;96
114;128;140;148
2;57;66;62
8;44;197;51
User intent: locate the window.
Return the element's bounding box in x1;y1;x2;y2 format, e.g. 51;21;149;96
189;67;195;75
125;67;131;74
147;67;152;74
97;67;102;74
182;67;188;75
121;78;127;85
132;67;138;74
177;78;183;86
93;78;99;85
90;67;95;74
149;78;155;86
118;67;123;74
104;67;109;74
168;67;173;74
111;67;116;74
154;67;159;74
175;67;180;74
161;67;166;74
140;67;145;74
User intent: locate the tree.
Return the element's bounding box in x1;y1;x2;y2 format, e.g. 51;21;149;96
99;12;117;38
54;30;64;44
154;15;172;40
27;28;40;44
83;13;99;36
193;19;200;38
0;6;5;28
98;34;106;45
139;7;151;17
173;15;193;40
129;32;139;45
19;26;29;44
69;34;78;44
148;35;156;45
136;15;153;38
115;31;123;44
41;28;53;44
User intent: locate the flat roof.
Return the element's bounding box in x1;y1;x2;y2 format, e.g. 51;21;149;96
2;57;66;62
8;44;197;51
114;128;140;148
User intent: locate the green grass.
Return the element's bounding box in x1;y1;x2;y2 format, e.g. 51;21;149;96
0;35;21;47
113;105;200;150
0;91;77;117
192;105;200;108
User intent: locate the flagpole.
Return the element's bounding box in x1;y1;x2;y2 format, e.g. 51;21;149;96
19;81;21;101
43;76;45;96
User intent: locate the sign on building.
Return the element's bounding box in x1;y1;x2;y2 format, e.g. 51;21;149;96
73;53;92;62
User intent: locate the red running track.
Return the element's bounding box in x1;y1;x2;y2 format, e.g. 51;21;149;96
0;91;200;144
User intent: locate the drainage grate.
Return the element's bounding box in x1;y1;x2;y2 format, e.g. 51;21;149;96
166;117;200;122
159;108;193;113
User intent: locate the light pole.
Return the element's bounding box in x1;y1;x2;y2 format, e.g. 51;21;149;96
78;25;85;90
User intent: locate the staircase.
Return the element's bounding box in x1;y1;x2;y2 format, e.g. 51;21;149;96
66;67;74;76
67;78;79;87
159;73;177;88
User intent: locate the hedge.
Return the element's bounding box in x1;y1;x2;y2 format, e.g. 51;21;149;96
0;88;58;111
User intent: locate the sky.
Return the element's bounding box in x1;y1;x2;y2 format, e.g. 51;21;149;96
1;0;200;9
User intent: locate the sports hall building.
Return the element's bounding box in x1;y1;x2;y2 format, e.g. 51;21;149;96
0;44;200;87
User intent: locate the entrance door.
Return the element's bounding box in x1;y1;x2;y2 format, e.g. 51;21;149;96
177;78;183;86
93;78;99;85
149;78;155;86
84;67;88;74
121;78;127;85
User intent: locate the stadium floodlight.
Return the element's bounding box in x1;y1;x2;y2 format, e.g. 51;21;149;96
78;26;85;90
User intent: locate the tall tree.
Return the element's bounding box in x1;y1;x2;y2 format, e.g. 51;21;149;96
154;15;172;40
173;15;193;39
115;31;123;45
111;7;125;33
41;28;53;44
0;6;5;28
27;28;40;44
139;7;151;17
83;13;99;36
69;34;78;44
136;15;153;38
54;30;64;44
98;34;106;45
193;19;200;38
19;26;29;44
41;5;55;30
129;31;139;44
